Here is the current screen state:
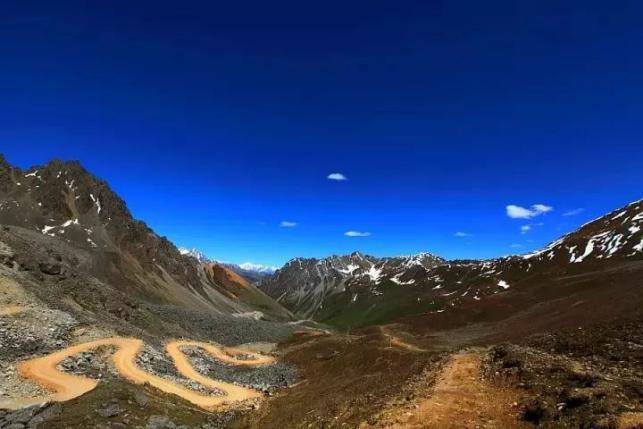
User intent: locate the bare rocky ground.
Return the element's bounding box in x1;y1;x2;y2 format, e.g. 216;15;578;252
228;311;643;428
0;243;300;428
135;345;225;397
0;273;81;408
482;316;643;428
4;380;239;429
182;347;297;393
0;225;298;347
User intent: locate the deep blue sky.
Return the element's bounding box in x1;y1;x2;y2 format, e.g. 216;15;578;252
2;1;642;267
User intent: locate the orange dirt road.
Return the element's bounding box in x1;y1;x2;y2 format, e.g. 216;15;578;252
363;350;526;428
0;337;276;411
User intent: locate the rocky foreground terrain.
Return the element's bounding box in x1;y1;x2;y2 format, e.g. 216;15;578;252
0;154;641;428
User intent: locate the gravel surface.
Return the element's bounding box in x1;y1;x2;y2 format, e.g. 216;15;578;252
136;345;225;396
482;317;643;428
145;305;298;346
183;346;297;392
0;402;63;428
57;348;118;380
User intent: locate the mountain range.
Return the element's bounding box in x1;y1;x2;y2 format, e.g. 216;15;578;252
259;200;643;328
2;153;641;332
1;154;641;428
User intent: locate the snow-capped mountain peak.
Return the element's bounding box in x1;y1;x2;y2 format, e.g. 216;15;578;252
237;262;278;274
178;247;278;276
178;247;211;264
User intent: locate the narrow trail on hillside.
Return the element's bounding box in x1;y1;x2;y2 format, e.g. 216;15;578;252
363;350;526;428
378;326;427;353
0;337;276;411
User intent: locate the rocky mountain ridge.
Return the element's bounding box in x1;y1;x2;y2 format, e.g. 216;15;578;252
178;247;211;264
260;251;445;318
259;199;643;326
0;154;291;325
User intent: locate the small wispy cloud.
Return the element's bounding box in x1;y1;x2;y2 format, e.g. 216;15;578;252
506;204;553;219
280;221;297;228
563;208;584;216
327;173;348;181
454;231;472;237
510;243;523;248
520;221;544;234
345;230;371;237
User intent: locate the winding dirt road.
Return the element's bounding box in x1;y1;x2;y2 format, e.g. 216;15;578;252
0;337;276;411
379;326;427;353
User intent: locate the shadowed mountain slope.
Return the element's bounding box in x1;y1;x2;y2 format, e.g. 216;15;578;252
0;154;293;333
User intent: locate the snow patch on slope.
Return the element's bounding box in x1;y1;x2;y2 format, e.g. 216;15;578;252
497;280;510;289
365;266;383;284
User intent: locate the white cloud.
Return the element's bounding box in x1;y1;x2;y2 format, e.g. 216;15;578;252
506;205;532;219
563;208;584;216
520;221;544;234
510;244;523;248
531;204;553;213
454;231;472;237
506;204;553;219
327;173;348;181
280;221;297;228
345;230;371;237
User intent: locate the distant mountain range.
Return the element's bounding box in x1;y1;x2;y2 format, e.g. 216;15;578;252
259;199;643;327
178;247;277;283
